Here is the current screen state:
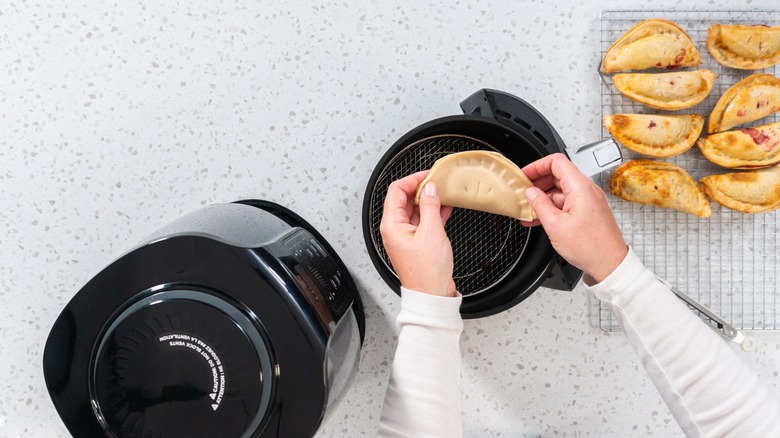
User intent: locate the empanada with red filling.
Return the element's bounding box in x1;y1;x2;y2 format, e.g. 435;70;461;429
610;159;711;217
700;165;780;213
602;19;700;73
707;73;780;134
697;121;780;169
612;70;715;110
604;114;704;158
707;24;780;70
415;150;537;221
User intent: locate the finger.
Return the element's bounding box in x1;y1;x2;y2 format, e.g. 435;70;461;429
526;186;564;224
520;219;542;227
528;174;558;192
394;170;431;198
521;188;564;225
382;171;430;224
523;153;588;184
410;206;421;227
382;182;413;225
521;153;560;180
546;154;595;195
441;205;454;226
417;181;446;231
546;188;567;209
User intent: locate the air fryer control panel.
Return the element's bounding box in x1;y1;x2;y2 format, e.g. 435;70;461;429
279;229;352;321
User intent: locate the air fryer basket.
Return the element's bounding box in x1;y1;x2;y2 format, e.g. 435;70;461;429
367;133;531;295
363;90;584;318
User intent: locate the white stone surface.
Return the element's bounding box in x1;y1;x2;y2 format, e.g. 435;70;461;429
1;0;779;437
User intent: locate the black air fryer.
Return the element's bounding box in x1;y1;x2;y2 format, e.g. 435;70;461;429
43;200;365;438
363;89;622;318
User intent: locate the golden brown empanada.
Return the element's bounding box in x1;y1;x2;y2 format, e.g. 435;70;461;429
697;121;780;169
415;150;537;221
610;159;711;217
604;114;704;158
602;19;700;73
707;73;780;134
707;24;780;70
700;165;780;213
612;70;715;110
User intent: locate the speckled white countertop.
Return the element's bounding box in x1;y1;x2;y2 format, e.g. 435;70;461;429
2;1;779;436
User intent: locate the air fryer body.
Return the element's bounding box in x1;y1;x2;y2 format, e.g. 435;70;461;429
43;201;364;438
362;90;584;318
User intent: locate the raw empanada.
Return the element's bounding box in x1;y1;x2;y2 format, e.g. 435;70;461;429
707;73;780;134
610;159;711;217
697;121;780;169
707;24;780;70
612;70;715;110
415;150;537;221
604;114;704;158
602;19;700;73
700;165;780;213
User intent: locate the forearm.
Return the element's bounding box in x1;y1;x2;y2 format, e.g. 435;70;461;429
588;248;780;437
378;287;464;438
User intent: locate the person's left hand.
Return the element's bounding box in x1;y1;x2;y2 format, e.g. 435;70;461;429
380;171;457;297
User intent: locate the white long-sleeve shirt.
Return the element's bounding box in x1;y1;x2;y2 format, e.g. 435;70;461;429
377;289;464;438
377;248;780;437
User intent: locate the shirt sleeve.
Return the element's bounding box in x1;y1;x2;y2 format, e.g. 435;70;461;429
377;287;464;438
586;247;780;437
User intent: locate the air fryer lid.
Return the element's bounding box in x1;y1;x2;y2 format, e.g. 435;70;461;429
44;201;365;438
92;290;272;437
363;90;584;318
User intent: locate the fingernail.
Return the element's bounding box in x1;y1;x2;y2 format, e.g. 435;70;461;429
424;182;437;196
525;187;537;201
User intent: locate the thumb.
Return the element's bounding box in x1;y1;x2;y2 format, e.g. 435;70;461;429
417;182;446;230
525;187;562;224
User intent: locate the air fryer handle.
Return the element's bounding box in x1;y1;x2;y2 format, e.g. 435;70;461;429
461;89;623;177
460;89;565;156
564;139;623;178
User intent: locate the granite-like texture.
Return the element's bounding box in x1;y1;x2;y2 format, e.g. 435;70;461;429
1;0;779;436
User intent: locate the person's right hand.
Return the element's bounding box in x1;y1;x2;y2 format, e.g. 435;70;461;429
521;153;628;284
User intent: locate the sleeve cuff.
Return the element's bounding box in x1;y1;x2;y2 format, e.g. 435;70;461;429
399;287;463;329
584;247;650;303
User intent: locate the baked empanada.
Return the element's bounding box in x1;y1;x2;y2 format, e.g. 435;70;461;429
697;121;780;169
700;165;780;213
707;24;780;70
604;114;704;158
602;19;700;73
415;150;537;221
707;73;780;134
610;159;711;217
612;70;715;110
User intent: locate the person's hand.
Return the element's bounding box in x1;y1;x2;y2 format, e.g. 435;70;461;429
521;153;628;284
380;171;457;297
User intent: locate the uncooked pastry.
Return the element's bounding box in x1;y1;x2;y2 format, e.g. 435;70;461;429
700;165;780;213
415;151;537;221
602;19;700;73
707;73;780;134
697;121;780;169
604;113;704;158
612;70;715;110
707;24;780;70
610;159;712;218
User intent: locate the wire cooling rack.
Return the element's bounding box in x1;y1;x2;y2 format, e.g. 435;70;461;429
596;10;780;332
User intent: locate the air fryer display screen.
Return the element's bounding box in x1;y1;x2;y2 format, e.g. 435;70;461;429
283;230;352;320
91;296;270;438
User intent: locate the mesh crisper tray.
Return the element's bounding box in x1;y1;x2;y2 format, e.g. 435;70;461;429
367;135;531;296
597;10;780;332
